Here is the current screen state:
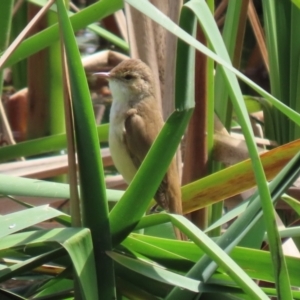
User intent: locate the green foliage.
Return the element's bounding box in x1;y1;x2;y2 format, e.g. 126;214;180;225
262;0;300;143
1;0;300;299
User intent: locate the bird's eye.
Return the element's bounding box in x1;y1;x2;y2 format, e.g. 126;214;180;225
124;74;133;80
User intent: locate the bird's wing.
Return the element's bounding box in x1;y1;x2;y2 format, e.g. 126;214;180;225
123;108;169;209
123;108;155;169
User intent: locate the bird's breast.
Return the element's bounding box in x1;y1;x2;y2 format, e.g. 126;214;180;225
109;100;137;183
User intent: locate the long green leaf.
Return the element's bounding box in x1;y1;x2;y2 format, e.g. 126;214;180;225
135;1;290;297
0;205;66;238
0;248;65;283
3;0;123;68
0;174;69;198
0;124;108;162
108;251;241;294
191;150;300;295
214;0;243;126
182;139;300;212
188;1;291;296
110;110;193;245
124;0;300;127
29;0;128;51
0;174;123;204
0;0;13;115
56;1;114;299
129;234;300;287
135;214;268;300
0;228;97;300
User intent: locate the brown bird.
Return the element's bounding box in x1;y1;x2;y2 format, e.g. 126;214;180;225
94;59;183;217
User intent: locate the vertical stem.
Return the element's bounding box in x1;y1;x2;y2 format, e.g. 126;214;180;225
0;1;15;146
55;1;116;298
210;0;249;236
48;7;65;137
27;3;48;139
182;24;208;230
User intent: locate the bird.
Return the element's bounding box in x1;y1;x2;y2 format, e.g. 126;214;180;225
94;59;183;217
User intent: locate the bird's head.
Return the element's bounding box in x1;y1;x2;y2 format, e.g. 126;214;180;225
94;59;155;103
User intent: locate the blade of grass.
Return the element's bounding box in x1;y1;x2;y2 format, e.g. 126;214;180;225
193;150;300;296
206;148;300;233
0;124;108;162
182;139;300;212
210;0;248;235
108;251;242;294
124;0;292;298
214;0;244;127
110;110;193;245
110;0;195;244
56;1;115;299
124;0;300;128
185;3;292;298
0;248;65;283
0;228;97;300
290;4;300;140
3;0;124;68
5;195;71;227
135;214;269;300
0;174;123;204
0;0;56;70
60;44;80;226
29;0;128;51
130;234;300;287
0;174;70;198
0;1;14;148
0;1;14;55
0;205;66;238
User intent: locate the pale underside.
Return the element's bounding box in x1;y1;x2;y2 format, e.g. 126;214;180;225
108;81;138;183
108;77;180;211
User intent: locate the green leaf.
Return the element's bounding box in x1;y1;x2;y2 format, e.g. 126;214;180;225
108;251;241;294
0;124;108;162
0;174;69;198
292;0;300;9
182;139;300;213
3;0;124;68
110;110;193;245
282;194;300;216
0;174;122;206
135;213;269;300
56;1;114;298
0;205;66;238
29;0;128;51
0;228;97;300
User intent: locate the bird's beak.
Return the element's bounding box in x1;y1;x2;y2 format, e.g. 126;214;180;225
93;72;111;79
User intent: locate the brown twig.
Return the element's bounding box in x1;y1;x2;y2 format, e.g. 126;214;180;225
247;0;269;72
0;0;56;69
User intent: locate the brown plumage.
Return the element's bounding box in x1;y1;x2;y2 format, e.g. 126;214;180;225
97;59;183;237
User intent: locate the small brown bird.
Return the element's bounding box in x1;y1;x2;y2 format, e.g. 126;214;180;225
94;59;182;216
